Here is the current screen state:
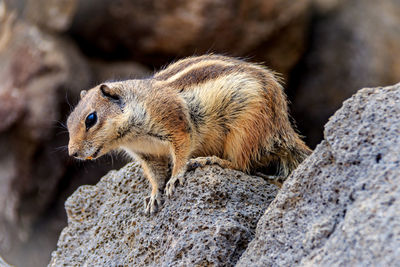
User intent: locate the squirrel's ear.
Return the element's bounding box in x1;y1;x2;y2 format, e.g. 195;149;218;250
80;90;87;99
100;84;112;96
100;84;121;102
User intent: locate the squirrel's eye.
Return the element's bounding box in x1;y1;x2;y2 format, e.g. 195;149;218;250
85;112;97;130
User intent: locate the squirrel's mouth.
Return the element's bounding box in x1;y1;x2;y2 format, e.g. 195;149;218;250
86;145;103;160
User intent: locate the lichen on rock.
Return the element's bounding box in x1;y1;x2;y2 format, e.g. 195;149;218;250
49;162;278;266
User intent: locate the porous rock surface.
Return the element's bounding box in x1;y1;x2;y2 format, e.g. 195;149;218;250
237;83;400;266
49;163;278;266
0;255;12;267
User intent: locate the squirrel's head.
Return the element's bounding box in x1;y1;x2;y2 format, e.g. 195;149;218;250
67;82;131;160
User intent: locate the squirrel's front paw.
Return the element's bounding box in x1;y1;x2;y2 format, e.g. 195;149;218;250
144;192;163;214
165;174;185;197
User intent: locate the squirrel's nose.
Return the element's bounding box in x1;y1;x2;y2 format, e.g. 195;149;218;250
68;147;79;157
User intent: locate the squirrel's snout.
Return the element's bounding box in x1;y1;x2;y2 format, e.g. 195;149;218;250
68;146;79;158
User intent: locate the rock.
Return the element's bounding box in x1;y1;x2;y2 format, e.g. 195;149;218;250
312;0;344;13
70;0;311;76
236;83;400;266
0;4;153;266
0;255;13;267
0;15;89;138
24;0;78;32
291;0;400;147
0;5;65;225
0;0;19;132
49;162;278;266
89;60;151;82
0;3;92;266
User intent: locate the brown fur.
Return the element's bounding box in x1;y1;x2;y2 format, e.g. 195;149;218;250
67;55;311;214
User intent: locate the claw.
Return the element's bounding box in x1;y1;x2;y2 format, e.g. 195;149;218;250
165;174;185;197
165;180;175;198
178;176;184;186
145;193;163;214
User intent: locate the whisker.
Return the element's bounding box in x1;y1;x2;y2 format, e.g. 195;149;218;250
55;120;67;129
110;153;114;167
53;125;68;131
65;90;73;113
54;145;68;151
56;131;69;136
50;145;69;156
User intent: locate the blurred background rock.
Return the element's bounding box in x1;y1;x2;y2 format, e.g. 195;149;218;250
0;0;399;266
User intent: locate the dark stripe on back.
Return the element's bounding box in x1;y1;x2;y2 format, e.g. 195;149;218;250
165;64;236;89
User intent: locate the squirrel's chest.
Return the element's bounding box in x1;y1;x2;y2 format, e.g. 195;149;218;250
122;136;170;157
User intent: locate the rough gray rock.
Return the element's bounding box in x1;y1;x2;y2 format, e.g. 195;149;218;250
237;83;400;266
0;255;12;267
49;162;278;266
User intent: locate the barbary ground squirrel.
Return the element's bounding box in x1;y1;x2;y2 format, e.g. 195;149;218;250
67;55;311;214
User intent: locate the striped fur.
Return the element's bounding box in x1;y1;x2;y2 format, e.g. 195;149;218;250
67;55;311;213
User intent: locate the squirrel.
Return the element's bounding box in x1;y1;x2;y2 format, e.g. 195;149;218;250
67;54;311;214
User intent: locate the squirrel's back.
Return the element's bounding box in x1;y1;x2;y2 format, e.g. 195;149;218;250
150;55;311;176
